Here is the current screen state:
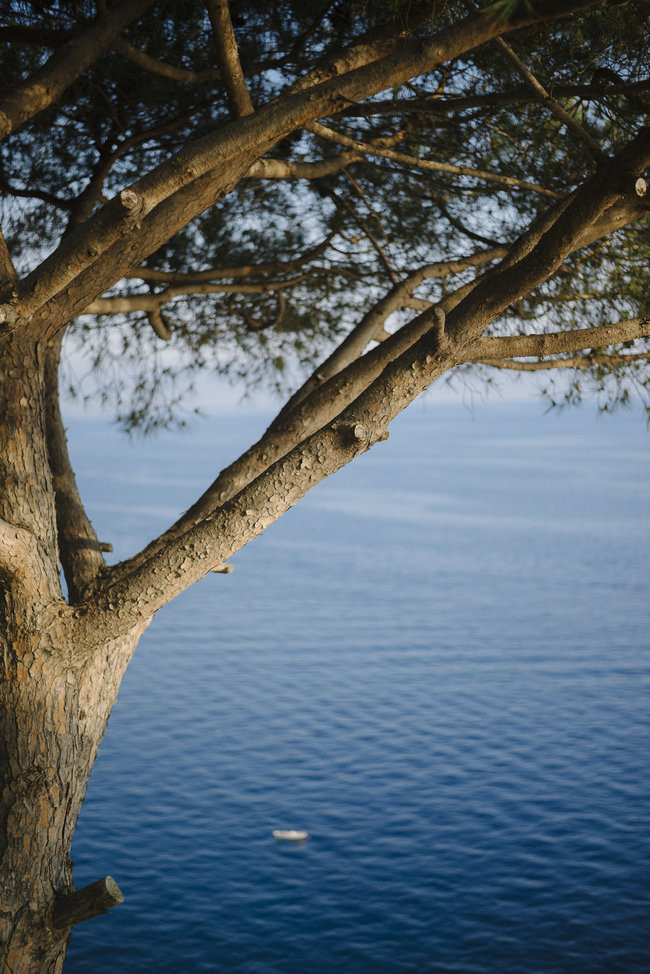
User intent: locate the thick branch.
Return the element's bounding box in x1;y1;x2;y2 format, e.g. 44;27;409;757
0;0;155;142
276;246;508;419
69;155;618;644
52;877;124;930
99;151;648;592
206;0;255;118
43;337;105;603
464;317;650;362
441;131;650;350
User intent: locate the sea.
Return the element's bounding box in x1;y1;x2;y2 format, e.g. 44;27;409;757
62;398;650;973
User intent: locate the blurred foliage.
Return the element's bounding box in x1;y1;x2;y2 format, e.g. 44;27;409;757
1;0;648;429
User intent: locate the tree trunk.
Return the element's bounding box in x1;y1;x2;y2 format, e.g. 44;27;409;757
0;330;147;971
0;623;145;971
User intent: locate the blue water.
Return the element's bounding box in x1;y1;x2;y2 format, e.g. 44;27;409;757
64;401;650;973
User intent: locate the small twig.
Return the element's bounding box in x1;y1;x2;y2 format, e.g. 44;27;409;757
306;121;560;198
476;351;650;371
324;187;398;284
113;36;221;84
492;36;605;163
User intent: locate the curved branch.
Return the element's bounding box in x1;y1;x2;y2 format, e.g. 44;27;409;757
80;273;309;315
275;245;507;419
112;36;221;85
247;151;362;180
306;121;562;197
324;186;398;283
95;143;649;594
127;236;332;283
247;131;405;183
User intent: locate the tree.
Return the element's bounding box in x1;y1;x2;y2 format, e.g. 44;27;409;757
0;0;648;968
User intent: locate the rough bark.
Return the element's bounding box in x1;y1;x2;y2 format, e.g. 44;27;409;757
0;328;149;971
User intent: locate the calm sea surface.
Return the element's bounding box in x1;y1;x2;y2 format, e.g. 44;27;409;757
63;401;650;973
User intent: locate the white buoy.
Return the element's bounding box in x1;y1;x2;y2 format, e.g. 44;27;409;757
272;829;311;841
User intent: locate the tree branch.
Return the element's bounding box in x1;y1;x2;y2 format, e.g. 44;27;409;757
43;337;106;603
323;186;398;283
81;274;309;315
206;0;255;118
474;351;650;371
338;79;650;118
247;130;405;182
464;317;650;363
69;105;203;227
275;246;507;419
306;121;561;197
0;227;17;292
127;235;332;283
95;146;648;594
250;153;363;180
0;0;155;143
112;36;221;85
492;36;605;162
69;131;632;645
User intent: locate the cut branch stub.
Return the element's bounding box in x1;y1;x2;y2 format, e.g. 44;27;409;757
636;177;647;197
52;876;124;929
433;306;447;351
338;422;389;447
119;188;142;212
